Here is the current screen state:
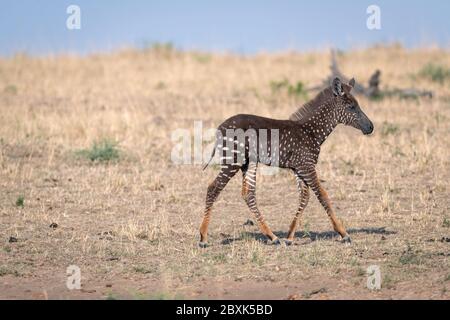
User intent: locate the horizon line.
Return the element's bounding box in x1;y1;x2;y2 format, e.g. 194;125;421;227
1;41;449;59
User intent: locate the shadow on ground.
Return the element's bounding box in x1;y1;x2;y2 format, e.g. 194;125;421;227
221;226;397;245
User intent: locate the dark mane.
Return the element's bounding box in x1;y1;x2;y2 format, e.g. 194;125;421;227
289;82;355;122
288;87;334;122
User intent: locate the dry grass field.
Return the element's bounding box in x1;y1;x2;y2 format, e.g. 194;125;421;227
0;45;449;299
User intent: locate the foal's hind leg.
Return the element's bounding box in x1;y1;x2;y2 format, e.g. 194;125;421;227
240;163;250;200
199;164;239;247
241;162;280;244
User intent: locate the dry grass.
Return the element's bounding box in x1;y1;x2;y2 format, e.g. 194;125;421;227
0;45;449;299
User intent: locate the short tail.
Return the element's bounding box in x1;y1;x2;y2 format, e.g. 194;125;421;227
203;140;218;170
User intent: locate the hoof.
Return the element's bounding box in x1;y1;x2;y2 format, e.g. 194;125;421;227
272;238;282;246
199;242;208;248
341;235;352;244
284;239;293;246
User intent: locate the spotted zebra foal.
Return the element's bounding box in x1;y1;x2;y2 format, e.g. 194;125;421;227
199;77;374;247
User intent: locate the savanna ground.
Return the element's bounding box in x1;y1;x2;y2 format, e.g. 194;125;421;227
0;45;449;300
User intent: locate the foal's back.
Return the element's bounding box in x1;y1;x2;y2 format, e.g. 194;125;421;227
218;113;297;131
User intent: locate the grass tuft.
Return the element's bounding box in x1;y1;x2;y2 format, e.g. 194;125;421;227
76;139;120;162
15;195;24;208
419;63;450;84
270;78;308;99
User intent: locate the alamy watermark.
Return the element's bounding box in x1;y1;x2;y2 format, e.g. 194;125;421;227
66;265;81;290
66;5;81;30
366;265;381;290
366;5;381;30
171;121;280;175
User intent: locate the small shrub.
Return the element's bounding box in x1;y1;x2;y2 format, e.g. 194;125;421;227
419;63;450;84
15;195;24;208
270;79;308;100
77;139;120;162
287;81;308;99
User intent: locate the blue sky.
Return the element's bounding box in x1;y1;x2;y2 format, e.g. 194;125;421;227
0;0;449;56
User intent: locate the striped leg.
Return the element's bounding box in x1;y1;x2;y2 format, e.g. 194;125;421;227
300;167;351;243
199;165;239;247
241;163;250;199
286;173;310;244
241;162;279;244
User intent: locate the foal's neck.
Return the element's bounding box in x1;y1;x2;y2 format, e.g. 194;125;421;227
300;102;339;147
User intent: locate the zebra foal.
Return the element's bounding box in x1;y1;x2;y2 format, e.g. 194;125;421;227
200;77;374;247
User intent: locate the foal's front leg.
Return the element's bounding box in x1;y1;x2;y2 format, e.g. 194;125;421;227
286;173;310;245
300;166;351;243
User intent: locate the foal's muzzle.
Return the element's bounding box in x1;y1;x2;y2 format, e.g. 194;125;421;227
358;110;374;135
361;120;374;135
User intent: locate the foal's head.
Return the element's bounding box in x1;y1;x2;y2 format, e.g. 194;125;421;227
331;77;374;135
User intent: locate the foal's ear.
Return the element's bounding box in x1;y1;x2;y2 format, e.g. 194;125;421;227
349;78;356;88
331;77;344;96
